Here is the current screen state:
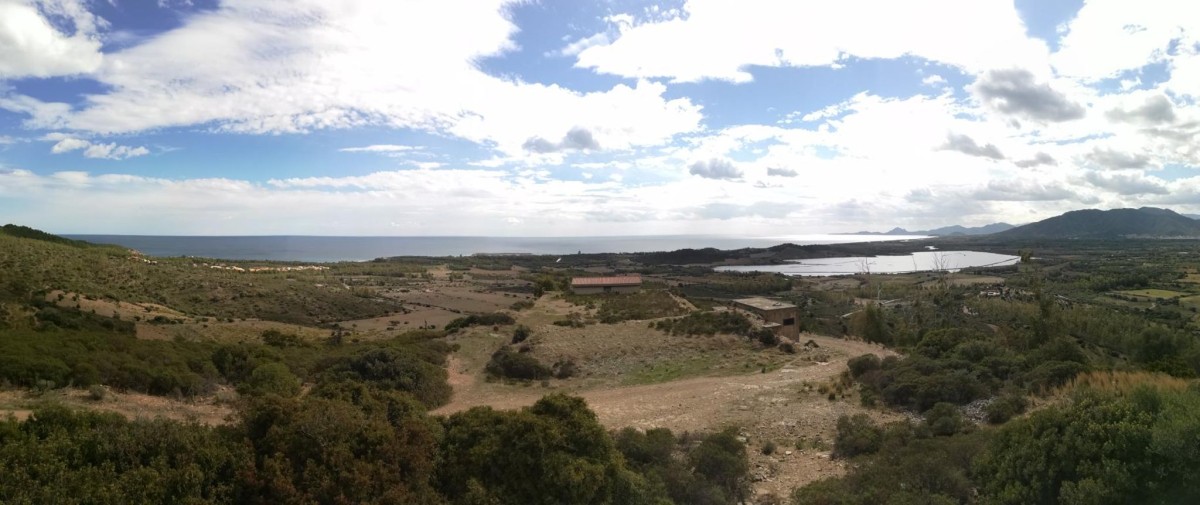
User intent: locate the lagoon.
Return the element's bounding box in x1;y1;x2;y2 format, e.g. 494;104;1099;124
715;250;1020;276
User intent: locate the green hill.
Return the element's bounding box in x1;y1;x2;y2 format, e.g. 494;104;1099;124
0;226;394;325
0;224;92;247
995;207;1200;239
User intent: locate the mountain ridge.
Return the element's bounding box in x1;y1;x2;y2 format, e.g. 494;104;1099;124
852;222;1015;236
995;207;1200;239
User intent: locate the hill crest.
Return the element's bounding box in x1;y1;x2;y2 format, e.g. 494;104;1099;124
996;207;1200;239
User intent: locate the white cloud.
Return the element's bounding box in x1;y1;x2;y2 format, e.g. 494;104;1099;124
1053;0;1200;80
546;32;610;57
49;137;88;153
574;0;1049;83
0;0;104;78
0;0;703;159
339;145;421;153
48;136;149;159
921;74;947;86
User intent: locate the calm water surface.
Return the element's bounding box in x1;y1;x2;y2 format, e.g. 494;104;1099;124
716;250;1020;276
63;234;930;262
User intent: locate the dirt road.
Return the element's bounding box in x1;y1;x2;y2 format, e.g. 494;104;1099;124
435;334;891;430
433;333;897;496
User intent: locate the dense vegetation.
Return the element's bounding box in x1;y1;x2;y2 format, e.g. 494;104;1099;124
794;380;1200;505
0;394;750;505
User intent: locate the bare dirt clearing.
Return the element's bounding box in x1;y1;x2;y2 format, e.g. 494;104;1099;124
0;388;234;426
434;333;898;495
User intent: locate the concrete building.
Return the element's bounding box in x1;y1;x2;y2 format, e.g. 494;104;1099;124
732;297;799;341
571;275;642;294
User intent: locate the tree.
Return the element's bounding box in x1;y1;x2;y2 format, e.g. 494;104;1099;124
242;362;301;397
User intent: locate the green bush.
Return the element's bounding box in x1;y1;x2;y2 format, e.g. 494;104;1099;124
847;354;882;378
511;325;531;344
984;394;1029;424
485;346;551;381
923;402;968;437
833;414;883;458
444;312;515;333
241;362;301;397
261;329;304;348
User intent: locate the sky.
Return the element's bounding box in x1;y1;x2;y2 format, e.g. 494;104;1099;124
1;0;1200;236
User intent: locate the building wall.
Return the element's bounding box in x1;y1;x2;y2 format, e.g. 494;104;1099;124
572;285;641;295
759;307;800;341
732;301;800;341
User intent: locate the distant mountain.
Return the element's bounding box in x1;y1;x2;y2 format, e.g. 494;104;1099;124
1185;214;1200;220
995;207;1200;239
853;222;1015;236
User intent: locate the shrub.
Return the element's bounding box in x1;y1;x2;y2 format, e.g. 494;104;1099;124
87;384;107;401
552;359;578;379
984;394;1029;424
485;347;551;381
509;300;534;311
923;402;968;436
511;325;531;344
834;414;882;458
444;312;515;333
847;354;882;378
242;362;301;397
755;329;779;347
761;440;777;455
261;329;304;347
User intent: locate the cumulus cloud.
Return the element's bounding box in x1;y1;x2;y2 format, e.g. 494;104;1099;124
971;69;1085;122
0;1;702;159
0;0;104;78
49;137;89;153
48;137;149;160
1106;94;1177;124
921;74;947;86
971;179;1077;201
941;133;1004;160
522;127;601;153
574;0;1048;82
1082;170;1169;195
688;158;742;180
1087;148;1152;169
766;167;798;177
1014;152;1057;168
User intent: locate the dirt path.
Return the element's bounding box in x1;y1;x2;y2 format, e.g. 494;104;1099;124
434;334;896;497
434;334;889;431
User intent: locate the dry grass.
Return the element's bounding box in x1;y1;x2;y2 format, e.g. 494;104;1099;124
1054;370;1193;397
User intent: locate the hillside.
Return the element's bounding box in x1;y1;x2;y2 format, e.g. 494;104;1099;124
0;226;397;325
995;207;1200;239
1;224;93;247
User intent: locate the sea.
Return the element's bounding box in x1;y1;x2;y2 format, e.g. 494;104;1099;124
62;234;930;263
